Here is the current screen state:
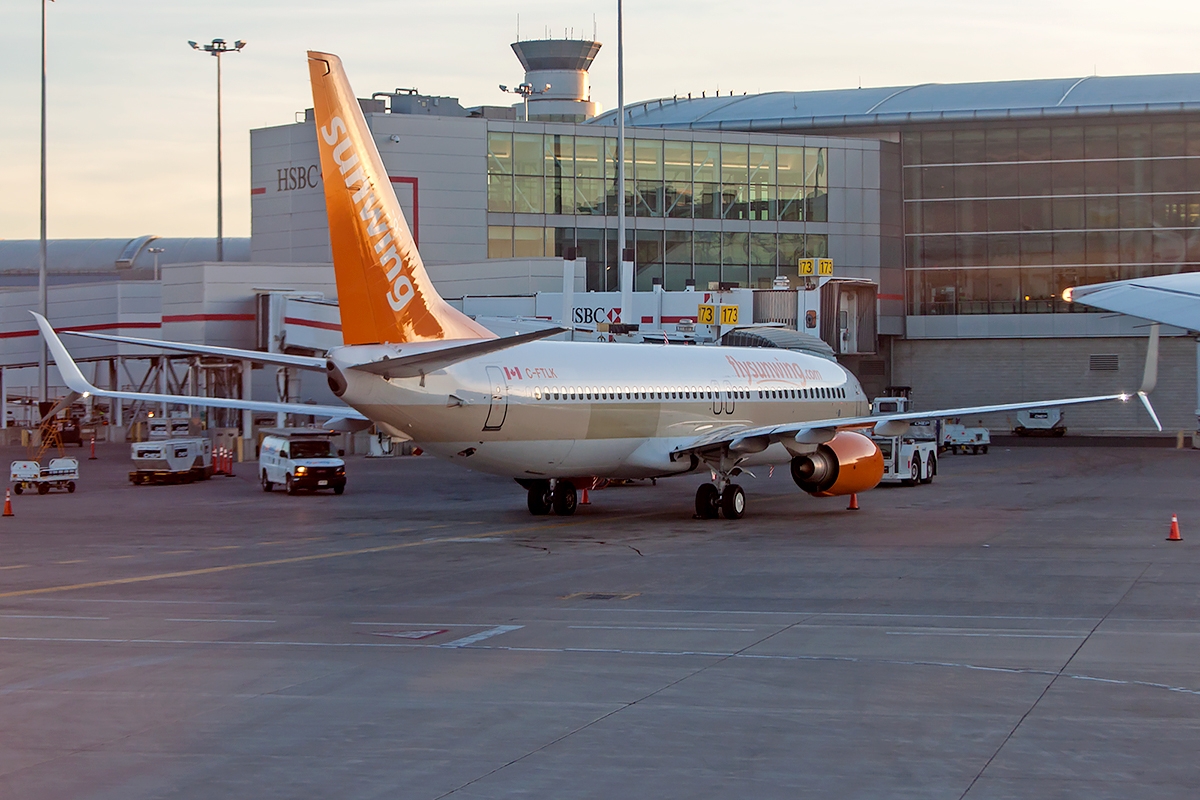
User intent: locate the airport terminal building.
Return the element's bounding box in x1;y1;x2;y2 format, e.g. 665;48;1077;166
6;39;1200;434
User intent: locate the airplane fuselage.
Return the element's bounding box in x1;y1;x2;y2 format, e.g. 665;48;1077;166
330;340;869;480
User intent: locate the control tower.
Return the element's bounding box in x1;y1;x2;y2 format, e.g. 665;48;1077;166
509;38;602;122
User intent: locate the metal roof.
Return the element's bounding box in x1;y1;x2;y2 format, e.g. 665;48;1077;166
0;237;251;287
589;73;1200;132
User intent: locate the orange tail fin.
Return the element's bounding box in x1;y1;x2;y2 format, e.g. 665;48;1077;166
307;51;495;345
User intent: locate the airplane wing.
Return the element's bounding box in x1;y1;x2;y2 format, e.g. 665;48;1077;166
1067;272;1200;331
346;327;570;379
61;329;327;371
673;392;1157;458
32;313;367;420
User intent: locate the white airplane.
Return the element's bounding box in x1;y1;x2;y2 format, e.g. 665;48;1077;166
30;51;1161;520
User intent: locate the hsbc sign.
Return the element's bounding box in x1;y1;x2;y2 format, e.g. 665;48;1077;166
276;165;321;192
573;306;622;325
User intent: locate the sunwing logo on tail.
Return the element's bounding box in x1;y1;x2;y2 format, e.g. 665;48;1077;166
319;116;414;313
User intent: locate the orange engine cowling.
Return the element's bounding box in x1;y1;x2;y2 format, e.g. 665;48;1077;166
790;430;884;497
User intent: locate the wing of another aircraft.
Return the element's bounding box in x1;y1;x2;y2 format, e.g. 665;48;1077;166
61;329;328;371
1067;272;1200;331
32;313;367;421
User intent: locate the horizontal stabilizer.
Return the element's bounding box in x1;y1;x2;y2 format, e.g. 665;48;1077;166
349;327;569;379
62;329;326;371
32;313;366;421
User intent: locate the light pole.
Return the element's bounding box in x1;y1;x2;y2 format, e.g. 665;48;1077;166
189;38;245;262
38;0;53;404
499;82;550;122
148;247;165;282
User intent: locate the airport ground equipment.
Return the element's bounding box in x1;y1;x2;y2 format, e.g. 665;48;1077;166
10;457;78;495
1014;407;1066;437
871;434;937;485
942;421;990;454
259;429;345;495
866;391;937;484
129;438;213;485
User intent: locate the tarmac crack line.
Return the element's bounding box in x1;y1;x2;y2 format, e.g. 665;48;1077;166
431;613;824;800
956;562;1153;800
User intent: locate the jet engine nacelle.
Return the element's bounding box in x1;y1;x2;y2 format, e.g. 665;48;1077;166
790;430;884;497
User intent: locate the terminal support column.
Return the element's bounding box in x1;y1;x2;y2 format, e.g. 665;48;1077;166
241;359;252;441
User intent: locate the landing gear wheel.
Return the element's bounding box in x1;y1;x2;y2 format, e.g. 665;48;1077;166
67;481;76;494
904;460;920;486
261;471;273;492
37;483;49;495
552;480;578;516
527;481;552;515
921;454;935;484
695;483;720;519
720;484;746;520
285;475;297;496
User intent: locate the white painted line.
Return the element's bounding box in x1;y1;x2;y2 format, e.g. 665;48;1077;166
568;625;757;632
165;618;277;624
0;614;109;620
440;625;523;648
885;631;1080;639
350;622;480;627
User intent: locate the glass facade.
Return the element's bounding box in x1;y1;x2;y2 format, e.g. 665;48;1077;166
905;120;1200;315
487;130;828;290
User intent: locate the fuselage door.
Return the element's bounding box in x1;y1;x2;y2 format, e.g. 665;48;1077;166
483;365;508;431
722;380;735;415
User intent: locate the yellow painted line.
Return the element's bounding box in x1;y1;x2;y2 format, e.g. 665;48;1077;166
0;565;29;571
108;555;134;560
54;560;84;565
209;546;240;551
0;529;506;600
163;550;194;555
0;514;647;601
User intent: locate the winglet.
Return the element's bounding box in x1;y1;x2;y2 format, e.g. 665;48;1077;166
1138;391;1163;431
30;312;99;396
1140;322;1159;395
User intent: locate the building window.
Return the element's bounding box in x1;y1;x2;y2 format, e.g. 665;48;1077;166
904;120;1200;315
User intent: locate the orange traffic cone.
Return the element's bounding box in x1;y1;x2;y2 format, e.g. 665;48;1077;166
1167;514;1182;542
3;489;13;517
581;488;590;505
847;493;859;511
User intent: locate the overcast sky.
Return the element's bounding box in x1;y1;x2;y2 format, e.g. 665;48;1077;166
2;0;1199;240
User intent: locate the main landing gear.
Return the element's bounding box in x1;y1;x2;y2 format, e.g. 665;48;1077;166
524;479;578;516
695;482;745;519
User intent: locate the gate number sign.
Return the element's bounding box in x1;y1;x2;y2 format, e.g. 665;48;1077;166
719;305;739;325
697;304;716;324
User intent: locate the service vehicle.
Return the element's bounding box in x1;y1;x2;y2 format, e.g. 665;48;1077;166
868;389;937;484
259;429;346;495
1014;407;1066;437
129;438;213;485
10;457;79;495
942;421;990;454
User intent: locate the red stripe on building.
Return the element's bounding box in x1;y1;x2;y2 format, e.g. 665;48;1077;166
0;321;161;340
162;313;256;324
878;293;904;301
284;316;342;331
640;315;696;324
388;176;419;247
250;187;266;195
